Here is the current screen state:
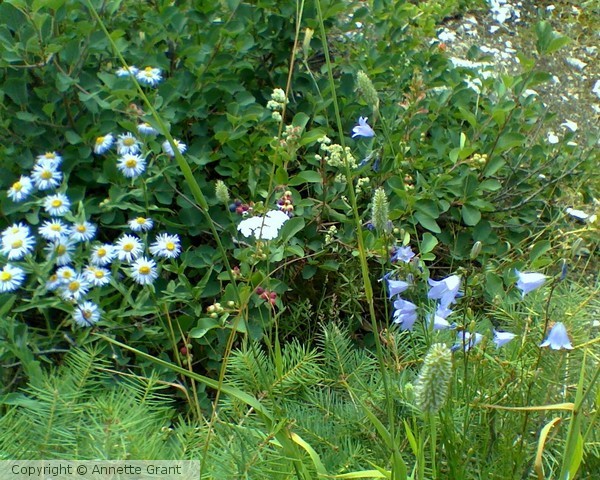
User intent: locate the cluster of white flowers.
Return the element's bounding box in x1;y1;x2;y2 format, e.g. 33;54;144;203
315;136;357;169
115;65;163;87
94;129;186;176
267;88;288;122
2;144;183;328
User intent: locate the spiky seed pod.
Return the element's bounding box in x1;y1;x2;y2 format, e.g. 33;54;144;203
356;71;380;111
371;187;390;235
215;180;230;204
415;343;452;414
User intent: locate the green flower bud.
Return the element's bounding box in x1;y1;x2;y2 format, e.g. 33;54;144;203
356;71;380;111
215;180;230;204
470;241;482;259
415;343;452;414
371;187;390;235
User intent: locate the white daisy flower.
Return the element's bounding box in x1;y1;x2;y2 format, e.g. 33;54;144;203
73;301;102;327
0;264;26;293
31;160;62;190
43;193;71;216
94;133;115;154
117;154;146;178
1;232;36;260
2;223;31;240
46;273;62;291
115;234;143;263
45;238;77;266
237;210;289;240
137;122;158;136
70;221;97;242
116;132;141;155
162;139;187;157
136;66;162;86
7;176;34;202
60;274;90;302
90;244;116;266
149;233;181;259
39;219;71;241
84;265;111;287
115;65;138;77
56;266;76;284
36;151;63;166
128;217;154;232
129;256;158;285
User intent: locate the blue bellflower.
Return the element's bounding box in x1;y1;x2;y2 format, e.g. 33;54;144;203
515;269;547;297
392;298;418;330
380;273;410;298
540;322;573;350
431;304;456;330
493;330;516;348
391;246;415;264
351;117;375;138
428;275;461;308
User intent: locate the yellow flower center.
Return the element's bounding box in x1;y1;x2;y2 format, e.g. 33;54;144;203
50;224;62;231
166;242;175;251
76;225;86;233
139;266;151;275
12;181;22;191
97;248;107;257
49;274;58;282
51;199;63;208
44;152;56;159
94;270;105;279
123;138;135;146
11;239;23;249
96;136;105;145
125;159;137;168
82;310;92;319
123;243;134;252
1;272;12;281
41;170;53;180
136;217;146;225
56;245;67;255
144;66;153;72
68;281;80;292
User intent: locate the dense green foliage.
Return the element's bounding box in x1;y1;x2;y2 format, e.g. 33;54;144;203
0;0;598;478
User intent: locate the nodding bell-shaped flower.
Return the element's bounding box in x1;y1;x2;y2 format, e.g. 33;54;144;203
427;275;461;308
515;269;547;297
540;322;573;351
493;330;516;348
380;273;410;299
351;117;375;138
392;298;418;331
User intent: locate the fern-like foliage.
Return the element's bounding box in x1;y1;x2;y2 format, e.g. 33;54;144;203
0;347;187;460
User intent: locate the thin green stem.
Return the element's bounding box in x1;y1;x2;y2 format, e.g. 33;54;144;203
315;1;406;478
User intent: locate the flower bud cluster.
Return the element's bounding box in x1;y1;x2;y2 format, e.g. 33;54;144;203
470;153;488;168
229;199;254;216
255;287;278;306
355;177;370;194
277;190;294;216
267;88;288;121
317;136;357;169
324;225;337;245
279;125;303;149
